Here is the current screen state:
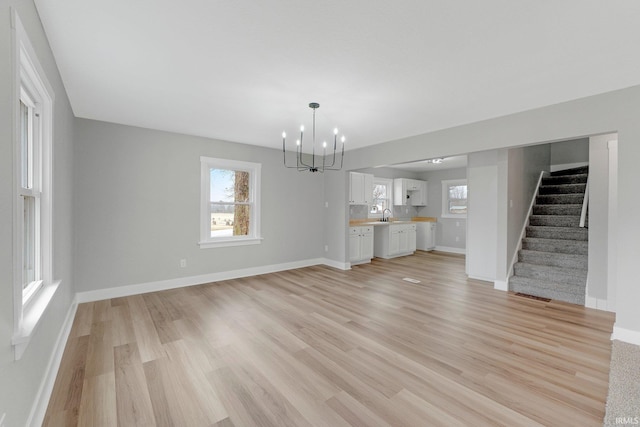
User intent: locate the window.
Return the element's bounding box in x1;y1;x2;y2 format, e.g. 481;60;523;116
442;179;467;218
12;11;57;360
200;157;262;248
369;178;393;218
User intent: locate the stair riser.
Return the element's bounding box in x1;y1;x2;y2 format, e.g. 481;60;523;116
538;184;586;195
513;264;586;286
510;282;586;305
542;175;588;185
536;194;585;205
529;216;580;227
526;227;588;241
522;239;588;255
518;251;587;270
550;166;589;176
533;205;582;216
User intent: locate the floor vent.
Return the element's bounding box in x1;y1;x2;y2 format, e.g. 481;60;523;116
515;292;551;302
402;277;421;284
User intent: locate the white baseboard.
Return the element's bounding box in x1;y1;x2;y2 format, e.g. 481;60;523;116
76;258;338;303
611;324;640;346
322;258;351;270
468;274;495;283
28;300;78;427
434;246;466;255
585;296;614;312
494;280;508;291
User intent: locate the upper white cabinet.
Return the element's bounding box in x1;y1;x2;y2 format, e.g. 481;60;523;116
349;172;374;205
393;178;428;206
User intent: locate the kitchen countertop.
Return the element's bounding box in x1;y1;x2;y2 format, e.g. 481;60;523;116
349;216;436;227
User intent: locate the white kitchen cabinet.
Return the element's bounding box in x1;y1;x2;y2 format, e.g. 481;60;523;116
393;178;427;206
349;172;374;205
374;223;417;259
349;226;374;264
413;180;428;206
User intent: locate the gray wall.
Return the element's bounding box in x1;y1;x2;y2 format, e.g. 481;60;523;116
0;1;76;426
417;167;467;251
324;85;640;338
550;138;589;168
74;119;325;293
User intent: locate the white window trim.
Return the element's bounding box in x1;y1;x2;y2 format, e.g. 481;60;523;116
442;179;468;219
11;10;59;360
369;177;393;219
199;156;262;248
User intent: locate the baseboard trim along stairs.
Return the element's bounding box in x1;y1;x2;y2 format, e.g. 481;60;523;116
510;166;589;305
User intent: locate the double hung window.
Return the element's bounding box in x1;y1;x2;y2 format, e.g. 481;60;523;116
12;11;56;360
442;179;468;218
199;157;262;248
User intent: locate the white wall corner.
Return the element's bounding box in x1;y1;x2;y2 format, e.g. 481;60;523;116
611;325;640;346
27;300;78;427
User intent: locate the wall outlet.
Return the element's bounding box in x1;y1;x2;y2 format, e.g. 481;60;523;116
324;245;329;252
180;259;187;268
324;201;329;208
455;236;460;242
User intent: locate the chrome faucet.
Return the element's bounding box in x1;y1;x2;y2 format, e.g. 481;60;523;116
382;208;392;222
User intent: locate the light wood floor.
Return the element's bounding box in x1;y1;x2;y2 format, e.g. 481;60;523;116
43;251;615;426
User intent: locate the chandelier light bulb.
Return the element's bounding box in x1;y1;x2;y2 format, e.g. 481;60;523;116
323;141;327;148
282;131;286;138
341;136;346;143
296;139;300;146
300;125;304;132
334;128;339;135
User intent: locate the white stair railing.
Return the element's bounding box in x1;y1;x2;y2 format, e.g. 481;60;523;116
579;176;589;228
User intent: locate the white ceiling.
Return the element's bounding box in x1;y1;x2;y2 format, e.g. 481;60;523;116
35;0;640;152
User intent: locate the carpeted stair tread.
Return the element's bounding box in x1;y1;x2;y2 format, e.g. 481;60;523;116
518;249;587;269
538;184;587;195
529;215;581;227
536;194;586;204
521;237;588;255
542;173;588;185
526;226;588;241
533;204;582;216
513;262;587;285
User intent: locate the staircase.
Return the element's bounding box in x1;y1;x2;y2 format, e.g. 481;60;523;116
510;166;589;305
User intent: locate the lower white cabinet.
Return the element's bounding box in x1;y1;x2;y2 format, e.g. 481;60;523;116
349;226;374;264
374;223;417;259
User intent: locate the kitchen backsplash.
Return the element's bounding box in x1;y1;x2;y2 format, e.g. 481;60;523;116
349;204;419;220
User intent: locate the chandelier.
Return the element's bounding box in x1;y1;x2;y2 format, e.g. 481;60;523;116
282;102;345;172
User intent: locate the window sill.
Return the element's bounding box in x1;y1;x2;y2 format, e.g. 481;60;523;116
12;280;61;360
199;237;263;249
